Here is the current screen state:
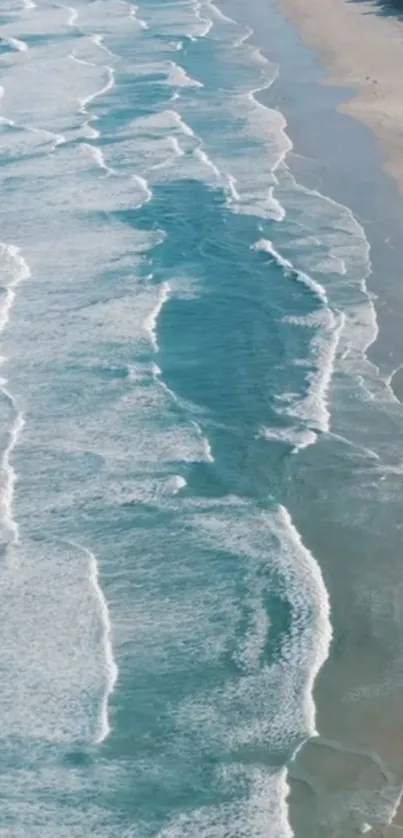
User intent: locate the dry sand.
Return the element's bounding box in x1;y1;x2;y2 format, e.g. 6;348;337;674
278;0;403;193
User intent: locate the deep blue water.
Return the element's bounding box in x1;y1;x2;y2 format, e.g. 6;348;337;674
1;1;403;836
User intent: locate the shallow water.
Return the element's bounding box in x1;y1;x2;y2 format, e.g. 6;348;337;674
1;0;403;836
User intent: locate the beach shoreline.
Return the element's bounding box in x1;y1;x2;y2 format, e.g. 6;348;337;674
213;0;403;834
277;0;403;195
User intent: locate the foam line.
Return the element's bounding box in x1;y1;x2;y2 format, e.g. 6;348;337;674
190;420;215;463
0;405;25;546
167;475;187;494
168;61;203;89
169;109;195;137
143;282;171;353
26;124;66;150
66;540;118;744
90;34;115;58
75;62;115;140
70;53;97;69
205;0;237;25
252;238;348;439
0;244;30;336
127;2;148;30
194;1;213;37
6;38;28;53
81;66;115;109
227;174;240;201
0;244;31;545
82;142;116;175
276;504;332;735
194;147;221;178
253;238;329;306
65;5;79;28
134;174;153;204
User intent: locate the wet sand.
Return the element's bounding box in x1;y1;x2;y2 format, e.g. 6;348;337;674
269;4;403;835
277;0;403;193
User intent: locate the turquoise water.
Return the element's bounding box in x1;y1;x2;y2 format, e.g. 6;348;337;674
1;1;403;836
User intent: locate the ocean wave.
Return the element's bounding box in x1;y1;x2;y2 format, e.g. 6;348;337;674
65;539;118;744
168;30;286;220
82;141;114;174
4;37;29;53
64;5;79;29
151;497;331;838
126;2;149;31
143;280;171;353
165;474;187;493
252;238;329;306
0;244;30;546
253;237;344;439
1;2;400;836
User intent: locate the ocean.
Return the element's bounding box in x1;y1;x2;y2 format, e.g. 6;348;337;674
1;0;403;835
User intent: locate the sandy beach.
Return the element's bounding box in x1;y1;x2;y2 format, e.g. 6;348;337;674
268;2;403;836
278;0;403;193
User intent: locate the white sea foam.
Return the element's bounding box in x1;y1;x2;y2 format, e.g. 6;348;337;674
134;173;153;204
190;419;215;463
170;135;184;156
258;424;317;453
194;146;221;178
166;474;187;494
0;244;30;332
127;1;149;30
287;312;345;436
156;767;292;838
253;238;329;306
79;64;115;112
169;109;196;137
6;38;28;53
106;108;218;183
70;52;97;69
65;5;79;28
0;244;30;545
171;60;287;221
273;164;389;425
193;0;213;38
252;238;348;439
276;504;332;728
143;282;171;353
82;142;115;175
82;123;100;140
25;124;66;150
189;499;331;733
162;499;331;837
90;33;115;58
142;0;214;40
0;403;24;545
69;540;118;744
75;62;115;140
168;61;203;88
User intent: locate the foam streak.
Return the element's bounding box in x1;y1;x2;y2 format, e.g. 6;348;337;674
67;540;118;744
144;282;171;353
0;244;31;545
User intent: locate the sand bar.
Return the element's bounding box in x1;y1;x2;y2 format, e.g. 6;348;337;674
277;0;403;192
